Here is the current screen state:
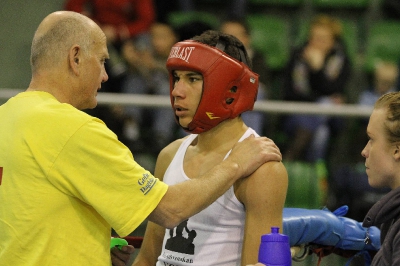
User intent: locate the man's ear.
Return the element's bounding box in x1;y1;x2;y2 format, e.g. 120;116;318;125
69;45;81;75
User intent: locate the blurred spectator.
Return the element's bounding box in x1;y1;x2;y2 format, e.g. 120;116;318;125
282;14;352;162
220;18;269;135
120;22;179;155
359;61;399;106
64;0;156;92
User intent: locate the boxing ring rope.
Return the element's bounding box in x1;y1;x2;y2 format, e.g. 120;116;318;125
0;88;373;117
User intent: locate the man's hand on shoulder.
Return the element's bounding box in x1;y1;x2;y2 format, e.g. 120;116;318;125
229;135;282;178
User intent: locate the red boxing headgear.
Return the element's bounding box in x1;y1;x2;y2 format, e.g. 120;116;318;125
166;40;259;134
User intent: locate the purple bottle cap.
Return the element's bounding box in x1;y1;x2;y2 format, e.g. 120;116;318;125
261;227;289;242
258;227;291;265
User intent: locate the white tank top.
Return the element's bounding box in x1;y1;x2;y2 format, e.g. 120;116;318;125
156;128;257;266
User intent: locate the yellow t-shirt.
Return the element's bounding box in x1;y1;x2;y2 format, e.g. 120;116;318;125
0;91;168;265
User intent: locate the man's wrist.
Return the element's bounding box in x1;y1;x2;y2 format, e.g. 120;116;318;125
220;159;241;180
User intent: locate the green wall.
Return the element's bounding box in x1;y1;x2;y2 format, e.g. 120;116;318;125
0;0;65;89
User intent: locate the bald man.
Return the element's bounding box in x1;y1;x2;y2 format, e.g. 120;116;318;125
0;11;282;266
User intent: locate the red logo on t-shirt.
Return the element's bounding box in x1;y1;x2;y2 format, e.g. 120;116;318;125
0;167;3;185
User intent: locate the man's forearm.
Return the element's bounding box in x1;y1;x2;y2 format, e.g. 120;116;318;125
148;159;242;228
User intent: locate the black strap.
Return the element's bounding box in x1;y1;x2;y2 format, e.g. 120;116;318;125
216;38;249;66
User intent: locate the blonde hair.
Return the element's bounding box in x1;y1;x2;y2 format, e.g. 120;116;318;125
375;61;399;82
375;92;400;144
309;14;343;40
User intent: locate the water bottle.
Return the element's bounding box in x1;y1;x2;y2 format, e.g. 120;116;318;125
258;227;291;266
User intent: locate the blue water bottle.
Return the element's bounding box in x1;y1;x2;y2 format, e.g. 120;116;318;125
258;227;292;266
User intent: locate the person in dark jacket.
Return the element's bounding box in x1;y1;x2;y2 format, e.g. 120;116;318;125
282;14;351;162
362;92;400;265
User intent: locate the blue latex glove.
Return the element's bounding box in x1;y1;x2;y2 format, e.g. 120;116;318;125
283;206;380;251
283;207;344;247
336;217;381;251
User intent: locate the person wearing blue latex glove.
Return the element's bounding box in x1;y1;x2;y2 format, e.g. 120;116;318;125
361;92;400;265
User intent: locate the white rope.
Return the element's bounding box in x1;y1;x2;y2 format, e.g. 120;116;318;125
0;88;373;118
